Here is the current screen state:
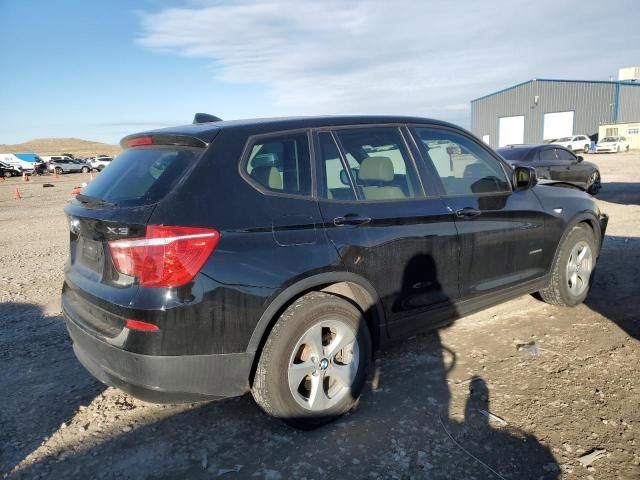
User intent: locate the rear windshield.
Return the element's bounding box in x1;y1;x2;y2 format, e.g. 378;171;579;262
497;148;529;161
80;147;202;206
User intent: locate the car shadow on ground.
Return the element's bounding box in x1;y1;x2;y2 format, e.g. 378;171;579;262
585;234;640;341
597;182;640;206
10;254;560;479
0;303;105;474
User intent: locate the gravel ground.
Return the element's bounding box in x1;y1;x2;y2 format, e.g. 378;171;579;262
1;154;639;480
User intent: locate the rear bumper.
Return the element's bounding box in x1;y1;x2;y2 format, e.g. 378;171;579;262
65;314;253;403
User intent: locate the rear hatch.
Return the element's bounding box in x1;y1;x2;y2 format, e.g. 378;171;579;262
63;134;211;337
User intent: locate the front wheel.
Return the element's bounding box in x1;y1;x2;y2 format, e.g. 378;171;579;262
252;292;372;429
538;224;597;306
586;171;601;195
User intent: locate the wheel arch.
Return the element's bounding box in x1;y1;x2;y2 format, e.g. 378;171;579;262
550;211;603;269
246;271;386;384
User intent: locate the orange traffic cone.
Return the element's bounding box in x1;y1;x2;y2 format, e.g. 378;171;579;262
54;169;59;179
22;172;29;182
14;188;21;200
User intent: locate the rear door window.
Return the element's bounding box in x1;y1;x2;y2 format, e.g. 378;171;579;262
333;127;422;201
80;147;202;206
244;133;311;196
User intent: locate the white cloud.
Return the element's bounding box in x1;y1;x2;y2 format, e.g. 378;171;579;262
137;0;640;127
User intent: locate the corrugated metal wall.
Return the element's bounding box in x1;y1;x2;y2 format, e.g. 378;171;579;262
471;80;640;149
618;84;640;123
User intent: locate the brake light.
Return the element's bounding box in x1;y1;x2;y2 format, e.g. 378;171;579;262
109;225;219;287
126;136;154;147
126;319;160;332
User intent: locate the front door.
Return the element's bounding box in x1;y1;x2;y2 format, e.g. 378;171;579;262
314;127;460;338
411;126;549;300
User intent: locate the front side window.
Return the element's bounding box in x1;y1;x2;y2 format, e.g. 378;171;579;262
412;127;511;195
245;133;311;196
333;127;421;201
555;149;576;161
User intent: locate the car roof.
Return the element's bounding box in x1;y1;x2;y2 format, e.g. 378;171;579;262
127;115;463;143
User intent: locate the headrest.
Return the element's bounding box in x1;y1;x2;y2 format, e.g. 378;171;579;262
252;165;282;190
358;156;394;182
251;153;278;169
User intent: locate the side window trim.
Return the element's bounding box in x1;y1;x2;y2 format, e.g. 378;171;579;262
239;128;313;199
408;124;513;197
312;129;359;201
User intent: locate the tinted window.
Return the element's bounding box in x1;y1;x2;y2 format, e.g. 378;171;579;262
539;149;557;161
334;127;421;200
81;147;201;206
496;148;530;161
413;127;511;195
245;133;311;196
318;132;356;201
555;149;575;161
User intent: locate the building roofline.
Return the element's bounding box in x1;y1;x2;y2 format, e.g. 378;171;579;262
471;78;640;103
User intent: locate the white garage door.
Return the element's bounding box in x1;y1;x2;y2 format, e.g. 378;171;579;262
498;116;524;147
543;111;574;140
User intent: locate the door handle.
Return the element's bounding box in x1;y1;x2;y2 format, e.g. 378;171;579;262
333;214;372;226
455;207;482;219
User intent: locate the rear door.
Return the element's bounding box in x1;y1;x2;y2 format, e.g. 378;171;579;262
314;126;460;338
411;126;548;300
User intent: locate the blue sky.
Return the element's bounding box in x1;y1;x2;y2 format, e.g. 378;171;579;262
1;0;639;145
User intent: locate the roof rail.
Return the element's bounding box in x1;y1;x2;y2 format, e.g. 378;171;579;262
193;113;223;124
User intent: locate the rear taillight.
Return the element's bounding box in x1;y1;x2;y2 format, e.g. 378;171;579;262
109;225;219;287
126;319;160;332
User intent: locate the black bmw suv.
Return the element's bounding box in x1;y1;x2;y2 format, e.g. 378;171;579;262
63;115;608;428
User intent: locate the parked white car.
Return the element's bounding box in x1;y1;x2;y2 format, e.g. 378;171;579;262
551;135;591;153
595;136;630;153
89;156;114;171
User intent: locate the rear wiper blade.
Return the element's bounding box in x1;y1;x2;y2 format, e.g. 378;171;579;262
76;193;118;208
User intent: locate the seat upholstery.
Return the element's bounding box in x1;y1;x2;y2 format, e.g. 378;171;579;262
357;156;406;200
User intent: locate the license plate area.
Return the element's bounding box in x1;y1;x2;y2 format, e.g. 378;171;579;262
76;236;105;278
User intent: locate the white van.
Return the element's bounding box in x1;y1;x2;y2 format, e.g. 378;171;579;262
0;153;42;172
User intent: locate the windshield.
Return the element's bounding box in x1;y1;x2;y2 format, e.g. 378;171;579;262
600;137;619;142
80;147;202;206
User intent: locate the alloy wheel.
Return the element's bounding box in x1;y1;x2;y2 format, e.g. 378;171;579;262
566;241;593;296
288;320;359;411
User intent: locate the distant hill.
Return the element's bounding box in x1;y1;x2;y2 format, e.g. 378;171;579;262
0;138;121;158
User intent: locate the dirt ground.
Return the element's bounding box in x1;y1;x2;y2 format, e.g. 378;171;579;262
1;153;639;480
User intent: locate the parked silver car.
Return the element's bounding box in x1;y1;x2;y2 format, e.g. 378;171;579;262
48;158;91;174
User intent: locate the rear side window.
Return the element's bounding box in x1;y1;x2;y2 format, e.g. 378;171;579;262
80;147;201;206
413;127;511;196
539;149;556;161
245;133;311;196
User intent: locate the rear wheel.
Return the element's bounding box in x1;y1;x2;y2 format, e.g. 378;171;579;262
55;167;63;175
538;224;597;306
583;144;589;153
3;171;10;178
252;292;371;429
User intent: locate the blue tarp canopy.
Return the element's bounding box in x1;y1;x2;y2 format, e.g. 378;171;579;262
15;153;41;163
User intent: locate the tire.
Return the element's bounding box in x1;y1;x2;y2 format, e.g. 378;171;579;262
55;167;63;175
252;291;372;429
616;145;621;153
586;171;601;195
583;144;589;154
538;224;597;307
3;171;10;178
82;166;89;173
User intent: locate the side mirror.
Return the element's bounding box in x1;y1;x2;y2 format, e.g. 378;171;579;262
576;155;584;163
512;166;537;191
